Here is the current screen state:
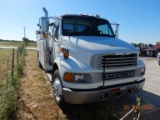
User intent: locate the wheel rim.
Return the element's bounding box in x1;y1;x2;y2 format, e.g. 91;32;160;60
53;78;62;102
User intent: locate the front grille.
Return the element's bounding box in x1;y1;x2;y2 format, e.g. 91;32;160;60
100;53;137;69
102;70;135;80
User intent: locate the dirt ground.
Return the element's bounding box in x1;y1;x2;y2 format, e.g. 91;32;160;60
18;50;67;120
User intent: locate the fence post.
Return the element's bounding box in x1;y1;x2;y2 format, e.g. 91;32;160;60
6;56;9;73
12;48;14;80
22;44;24;55
20;46;22;56
22;44;24;53
17;47;19;64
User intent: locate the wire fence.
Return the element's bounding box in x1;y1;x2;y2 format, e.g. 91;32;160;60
0;45;25;99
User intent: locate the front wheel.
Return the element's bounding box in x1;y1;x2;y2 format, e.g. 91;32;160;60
52;70;65;107
149;51;153;57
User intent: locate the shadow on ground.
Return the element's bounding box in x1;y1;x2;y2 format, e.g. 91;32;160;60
59;90;160;120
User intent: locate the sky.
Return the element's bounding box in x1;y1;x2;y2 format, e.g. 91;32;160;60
0;0;160;44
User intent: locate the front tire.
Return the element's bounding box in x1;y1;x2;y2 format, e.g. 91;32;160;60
52;70;65;107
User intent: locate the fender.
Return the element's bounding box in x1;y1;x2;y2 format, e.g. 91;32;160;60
53;55;92;77
53;55;104;89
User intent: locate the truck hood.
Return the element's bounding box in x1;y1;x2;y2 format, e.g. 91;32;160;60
63;36;137;53
61;36;138;69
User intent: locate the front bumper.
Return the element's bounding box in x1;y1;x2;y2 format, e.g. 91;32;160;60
62;79;145;104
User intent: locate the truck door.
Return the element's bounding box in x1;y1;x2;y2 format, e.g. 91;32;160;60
53;19;61;59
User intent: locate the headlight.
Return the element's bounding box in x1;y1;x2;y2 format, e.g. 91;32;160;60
75;74;84;82
140;68;145;75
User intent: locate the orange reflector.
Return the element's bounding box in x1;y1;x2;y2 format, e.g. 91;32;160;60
60;47;63;53
63;52;69;59
109;88;120;92
43;34;48;38
64;73;73;82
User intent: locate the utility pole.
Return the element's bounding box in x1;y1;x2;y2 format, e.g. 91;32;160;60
23;27;26;38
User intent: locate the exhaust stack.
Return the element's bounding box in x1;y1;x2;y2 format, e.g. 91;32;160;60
41;7;49;33
43;7;48;18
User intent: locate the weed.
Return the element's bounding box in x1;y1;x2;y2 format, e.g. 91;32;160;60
0;44;25;120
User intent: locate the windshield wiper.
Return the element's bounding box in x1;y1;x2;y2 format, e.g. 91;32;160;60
97;34;114;37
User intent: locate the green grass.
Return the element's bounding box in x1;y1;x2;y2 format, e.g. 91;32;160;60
0;46;23;107
27;43;36;48
0;42;36;48
0;42;22;47
0;49;12;59
0;49;17;74
0;46;25;120
0;49;13;83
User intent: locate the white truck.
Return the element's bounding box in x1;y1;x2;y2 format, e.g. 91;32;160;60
36;8;145;106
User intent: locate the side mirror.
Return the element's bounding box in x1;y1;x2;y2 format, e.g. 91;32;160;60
114;29;118;38
50;22;55;26
111;22;119;38
37;24;41;29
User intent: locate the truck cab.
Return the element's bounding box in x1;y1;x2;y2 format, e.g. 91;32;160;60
157;52;160;65
36;8;145;105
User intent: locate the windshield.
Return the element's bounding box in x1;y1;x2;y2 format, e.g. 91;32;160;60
149;44;153;47
62;16;115;37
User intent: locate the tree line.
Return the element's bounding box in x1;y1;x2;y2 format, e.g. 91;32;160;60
130;43;143;48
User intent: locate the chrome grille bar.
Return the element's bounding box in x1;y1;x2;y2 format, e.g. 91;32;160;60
101;53;137;68
102;70;135;80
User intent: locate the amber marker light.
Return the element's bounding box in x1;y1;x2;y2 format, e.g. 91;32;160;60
43;33;48;38
60;47;69;59
64;73;73;82
60;47;63;53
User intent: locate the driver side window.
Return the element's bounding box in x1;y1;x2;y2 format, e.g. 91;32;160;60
98;24;112;35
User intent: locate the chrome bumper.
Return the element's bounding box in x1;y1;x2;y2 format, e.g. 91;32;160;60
62;79;145;104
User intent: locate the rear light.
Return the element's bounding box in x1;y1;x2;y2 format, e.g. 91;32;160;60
109;88;120;92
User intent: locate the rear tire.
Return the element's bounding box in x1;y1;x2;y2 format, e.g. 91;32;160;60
38;61;42;69
156;52;160;57
38;51;43;69
149;51;153;57
52;70;66;107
